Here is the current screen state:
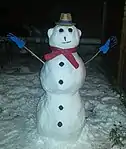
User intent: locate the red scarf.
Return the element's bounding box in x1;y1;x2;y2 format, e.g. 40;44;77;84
44;46;79;69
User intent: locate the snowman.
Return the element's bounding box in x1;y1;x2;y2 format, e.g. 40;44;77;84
37;13;86;143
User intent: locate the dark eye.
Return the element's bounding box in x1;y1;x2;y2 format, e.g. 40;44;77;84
59;28;64;32
68;28;73;32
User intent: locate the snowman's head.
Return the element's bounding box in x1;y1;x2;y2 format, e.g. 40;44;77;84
47;25;81;49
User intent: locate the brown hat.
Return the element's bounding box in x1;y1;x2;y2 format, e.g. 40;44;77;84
56;13;76;26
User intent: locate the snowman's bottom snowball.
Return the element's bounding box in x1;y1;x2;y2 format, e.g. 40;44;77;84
36;92;86;142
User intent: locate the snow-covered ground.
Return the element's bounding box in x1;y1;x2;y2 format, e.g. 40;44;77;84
0;50;126;149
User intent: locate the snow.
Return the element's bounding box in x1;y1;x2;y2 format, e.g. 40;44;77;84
0;57;126;149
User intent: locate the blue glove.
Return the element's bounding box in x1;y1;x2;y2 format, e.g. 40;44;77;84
7;33;25;49
99;36;117;54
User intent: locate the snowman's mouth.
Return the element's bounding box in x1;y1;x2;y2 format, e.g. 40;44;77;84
62;41;71;44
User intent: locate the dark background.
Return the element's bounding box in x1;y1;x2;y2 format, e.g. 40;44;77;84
0;0;124;39
0;1;105;38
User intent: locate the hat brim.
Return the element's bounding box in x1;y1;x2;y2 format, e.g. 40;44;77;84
55;21;76;26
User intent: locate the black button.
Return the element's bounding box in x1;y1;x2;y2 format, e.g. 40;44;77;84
59;105;63;110
57;121;63;127
59;62;64;67
59;80;63;85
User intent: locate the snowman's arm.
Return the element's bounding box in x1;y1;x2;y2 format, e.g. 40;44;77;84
7;33;45;64
84;36;117;65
